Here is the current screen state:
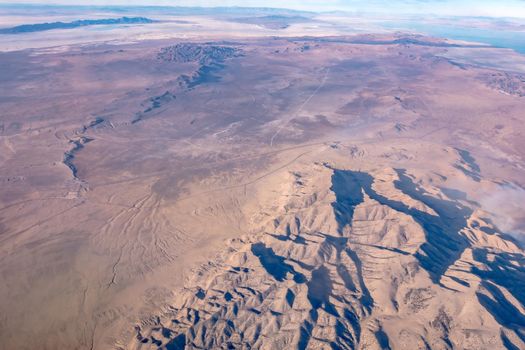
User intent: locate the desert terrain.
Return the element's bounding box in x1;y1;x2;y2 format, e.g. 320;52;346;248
1;7;525;350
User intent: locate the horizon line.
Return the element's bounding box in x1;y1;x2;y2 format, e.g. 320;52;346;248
1;2;525;20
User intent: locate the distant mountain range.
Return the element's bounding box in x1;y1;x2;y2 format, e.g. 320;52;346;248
0;17;155;34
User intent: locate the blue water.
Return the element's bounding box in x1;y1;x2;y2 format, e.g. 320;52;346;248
381;21;525;54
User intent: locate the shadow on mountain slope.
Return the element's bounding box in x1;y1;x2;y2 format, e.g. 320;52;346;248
330;168;470;284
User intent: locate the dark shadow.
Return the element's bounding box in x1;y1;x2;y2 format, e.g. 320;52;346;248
298;320;314;350
345;248;374;312
501;330;521;350
336;263;357;293
330;169;365;234
334;319;355;349
440;187;468;201
344;309;361;343
286;289;295;307
166;333;186;350
375;327;392;350
162;327;173;338
195;288;205;300
330;168;470;284
455;148;481;182
267;233;308;245
307;265;339;317
63;136;93;179
251;243;306;283
316;231;374;313
473;249;525;324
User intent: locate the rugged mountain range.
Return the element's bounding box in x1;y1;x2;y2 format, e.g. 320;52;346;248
0;17;154;34
129;163;525;350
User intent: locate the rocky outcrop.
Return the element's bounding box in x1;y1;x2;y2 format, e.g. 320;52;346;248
157;44;242;65
132;91;176;124
484;72;525;97
158;43;243;90
63;136;93;180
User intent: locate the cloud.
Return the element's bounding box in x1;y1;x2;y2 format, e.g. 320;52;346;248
479;183;525;240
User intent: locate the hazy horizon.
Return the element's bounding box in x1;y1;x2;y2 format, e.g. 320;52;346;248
1;0;525;18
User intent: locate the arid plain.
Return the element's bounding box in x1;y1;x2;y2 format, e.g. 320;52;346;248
1;8;525;350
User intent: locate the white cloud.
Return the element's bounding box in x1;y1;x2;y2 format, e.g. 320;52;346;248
479;184;525;241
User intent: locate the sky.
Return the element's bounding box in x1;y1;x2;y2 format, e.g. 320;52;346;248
1;0;525;18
